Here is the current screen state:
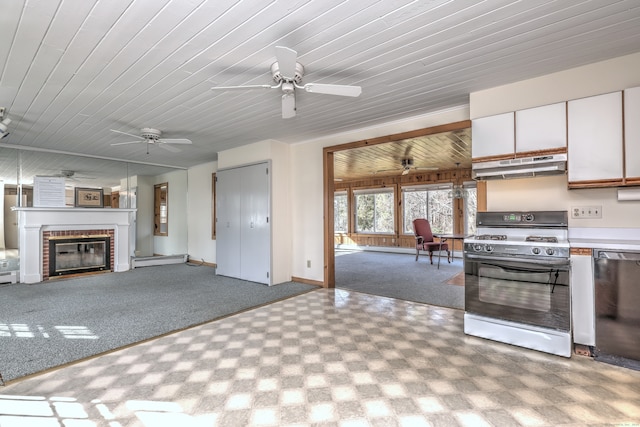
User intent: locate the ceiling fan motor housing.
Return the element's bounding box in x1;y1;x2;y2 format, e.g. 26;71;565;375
401;158;414;168
140;128;162;140
271;62;304;84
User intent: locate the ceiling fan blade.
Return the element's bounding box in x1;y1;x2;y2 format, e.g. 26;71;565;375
373;168;400;174
282;93;296;119
275;46;298;79
415;167;439;171
158;143;181;153
110;129;144;139
158;138;192;145
110;140;142;146
211;84;274;91
303;83;362;97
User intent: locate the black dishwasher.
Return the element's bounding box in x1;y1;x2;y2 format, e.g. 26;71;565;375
594;249;640;370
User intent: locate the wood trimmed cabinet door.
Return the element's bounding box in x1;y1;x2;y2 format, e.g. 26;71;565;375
515;102;567;154
624;86;640;183
471;112;515;160
568;91;623;187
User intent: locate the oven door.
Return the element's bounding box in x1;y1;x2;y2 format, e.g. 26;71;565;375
464;253;571;332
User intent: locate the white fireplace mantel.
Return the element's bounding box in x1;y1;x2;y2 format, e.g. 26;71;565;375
15;207;136;284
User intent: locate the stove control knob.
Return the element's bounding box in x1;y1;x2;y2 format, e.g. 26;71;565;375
485;245;493;253
532;247;541;255
524;213;534;221
474;244;484;252
546;248;555;256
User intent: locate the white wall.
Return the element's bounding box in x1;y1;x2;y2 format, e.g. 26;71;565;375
187;161;217;264
290;106;470;282
470;52;640;227
153;170;188;256
471;52;640;118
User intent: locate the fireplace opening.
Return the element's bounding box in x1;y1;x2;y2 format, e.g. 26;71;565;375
49;236;111;277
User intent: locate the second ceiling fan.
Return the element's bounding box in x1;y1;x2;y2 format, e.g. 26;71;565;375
211;46;362;118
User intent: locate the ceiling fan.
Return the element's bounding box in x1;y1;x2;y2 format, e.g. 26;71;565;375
43;169;96;181
211;46;362;118
375;158;438;176
110;128;192;153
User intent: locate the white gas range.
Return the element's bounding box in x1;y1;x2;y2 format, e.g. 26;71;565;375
463;211;572;357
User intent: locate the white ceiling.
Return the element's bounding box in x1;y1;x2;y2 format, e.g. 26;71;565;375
1;0;640;186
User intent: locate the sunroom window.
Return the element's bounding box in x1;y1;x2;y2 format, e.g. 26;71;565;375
354;188;394;233
402;184;453;234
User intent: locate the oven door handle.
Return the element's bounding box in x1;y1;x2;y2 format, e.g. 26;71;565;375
464;253;570;268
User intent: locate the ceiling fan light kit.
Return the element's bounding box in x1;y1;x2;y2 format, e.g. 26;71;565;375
211;46;362;119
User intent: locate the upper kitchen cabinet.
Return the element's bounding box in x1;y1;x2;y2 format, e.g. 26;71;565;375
625;86;640;183
568;91;623;188
471;112;514;160
515;102;567;154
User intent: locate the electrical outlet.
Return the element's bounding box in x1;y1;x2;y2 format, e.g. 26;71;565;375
571;206;602;219
306;260;311;268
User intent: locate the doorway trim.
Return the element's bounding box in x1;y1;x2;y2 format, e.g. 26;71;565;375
322;120;472;288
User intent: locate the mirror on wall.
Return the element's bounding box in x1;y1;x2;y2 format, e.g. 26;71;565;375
0;147;188;266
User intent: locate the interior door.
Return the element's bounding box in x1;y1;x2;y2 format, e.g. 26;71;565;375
215;167;242;279
240;163;271;284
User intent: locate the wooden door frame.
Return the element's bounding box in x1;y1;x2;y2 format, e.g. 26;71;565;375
322;120;473;288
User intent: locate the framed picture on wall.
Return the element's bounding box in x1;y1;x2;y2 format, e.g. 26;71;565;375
75;187;104;208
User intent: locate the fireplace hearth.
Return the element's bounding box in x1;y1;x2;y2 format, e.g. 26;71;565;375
49;236;111;277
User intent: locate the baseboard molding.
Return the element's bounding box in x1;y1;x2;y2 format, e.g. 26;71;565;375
186;257;216;268
291;276;323;287
132;254;187;268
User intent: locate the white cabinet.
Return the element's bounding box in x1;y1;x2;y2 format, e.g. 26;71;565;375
471;112;514;159
571;252;595;346
515;102;566;153
568;91;623;183
624;86;640;179
216;162;271;285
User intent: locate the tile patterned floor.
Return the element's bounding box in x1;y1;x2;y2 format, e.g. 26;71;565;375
1;288;639;426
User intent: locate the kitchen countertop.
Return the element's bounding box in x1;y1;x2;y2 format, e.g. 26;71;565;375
569;227;640;251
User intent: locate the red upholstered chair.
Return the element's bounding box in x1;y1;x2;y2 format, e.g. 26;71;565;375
413;218;451;265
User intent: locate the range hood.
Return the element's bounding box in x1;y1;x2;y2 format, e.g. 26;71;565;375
472;153;567;180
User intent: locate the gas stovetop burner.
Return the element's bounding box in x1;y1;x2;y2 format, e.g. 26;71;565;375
525;236;558;243
476;234;507;241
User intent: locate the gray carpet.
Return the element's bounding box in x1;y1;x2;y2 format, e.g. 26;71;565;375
0;264;315;383
335;250;464;310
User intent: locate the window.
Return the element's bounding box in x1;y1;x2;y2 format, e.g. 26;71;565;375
463;183;477;235
154;183;168;236
402;185;453;234
334;191;348;233
354;188;394;233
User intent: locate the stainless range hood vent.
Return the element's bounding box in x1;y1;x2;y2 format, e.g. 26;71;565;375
472;153;567;180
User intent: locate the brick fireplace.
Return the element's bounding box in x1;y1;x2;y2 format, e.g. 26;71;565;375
15;207;135;284
43;229;115;280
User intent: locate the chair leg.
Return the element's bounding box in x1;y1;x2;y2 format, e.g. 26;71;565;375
447;250;451;263
415;248;419;261
429;251;433;264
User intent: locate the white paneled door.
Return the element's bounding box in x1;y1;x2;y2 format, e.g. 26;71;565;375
216;162;271;285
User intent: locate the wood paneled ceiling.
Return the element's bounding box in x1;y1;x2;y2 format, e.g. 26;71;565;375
1;1;640;186
334;128;471;181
